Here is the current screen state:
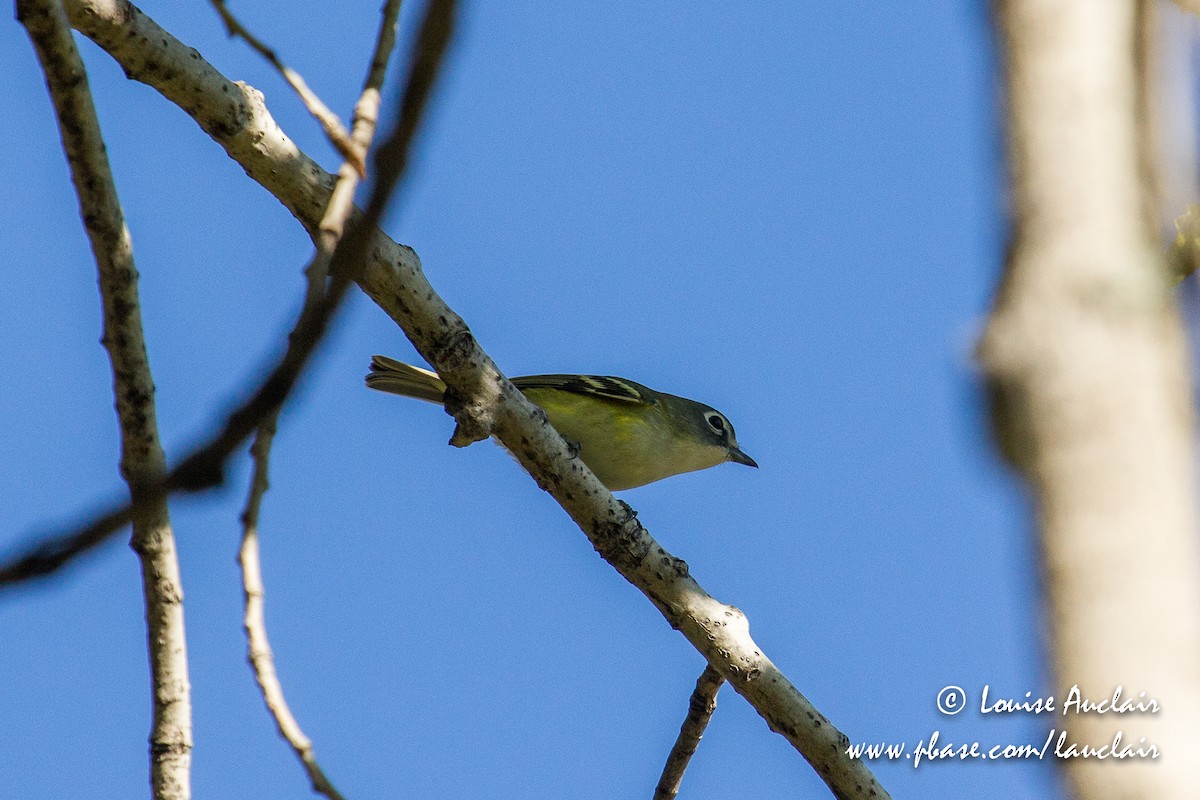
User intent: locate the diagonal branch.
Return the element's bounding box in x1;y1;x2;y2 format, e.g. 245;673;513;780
653;664;724;800
209;0;362;174
6;2;890;796
16;0;192;798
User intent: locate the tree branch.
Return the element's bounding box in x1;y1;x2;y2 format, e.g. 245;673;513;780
653;664;724;800
240;416;345;800
16;0;192;797
7;2;889;795
236;3;404;797
318;0;403;253
982;2;1200;798
208;0;362;175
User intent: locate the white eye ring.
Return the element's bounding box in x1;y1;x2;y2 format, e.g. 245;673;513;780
705;412;727;433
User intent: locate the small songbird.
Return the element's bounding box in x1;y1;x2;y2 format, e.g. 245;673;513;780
365;355;757;491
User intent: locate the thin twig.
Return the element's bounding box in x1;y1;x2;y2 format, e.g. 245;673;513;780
318;0;403;249
341;0;455;257
209;0;363;175
312;0;403;293
16;0;192;797
0;0;459;592
236;4;405;798
239;418;345;800
653;665;724;800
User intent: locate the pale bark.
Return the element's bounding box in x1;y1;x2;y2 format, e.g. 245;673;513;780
17;0;192;797
654;665;724;800
982;2;1200;798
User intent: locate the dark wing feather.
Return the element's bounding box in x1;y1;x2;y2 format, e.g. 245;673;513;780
511;374;657;405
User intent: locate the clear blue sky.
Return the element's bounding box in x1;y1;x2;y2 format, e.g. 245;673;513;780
1;2;1071;797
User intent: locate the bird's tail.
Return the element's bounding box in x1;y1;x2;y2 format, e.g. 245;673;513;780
365;355;446;403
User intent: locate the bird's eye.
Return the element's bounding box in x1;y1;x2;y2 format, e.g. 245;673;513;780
705;412;726;433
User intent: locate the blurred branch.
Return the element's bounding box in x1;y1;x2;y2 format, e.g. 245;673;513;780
1170;0;1200;16
1171;205;1200;282
0;250;350;583
0;0;456;588
16;0;192;798
1145;0;1200;236
237;3;403;797
1158;0;1200;282
982;2;1200;798
209;0;363;175
1135;0;1166;236
653;664;724;800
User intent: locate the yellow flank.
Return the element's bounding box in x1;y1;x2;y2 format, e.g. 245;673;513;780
520;386;727;491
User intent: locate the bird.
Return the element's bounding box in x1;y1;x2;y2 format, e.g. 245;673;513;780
365;354;757;491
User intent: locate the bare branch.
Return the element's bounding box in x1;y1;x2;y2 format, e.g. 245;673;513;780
208;0;363;175
0;503;132;584
239;418;345;800
653;664;724;800
10;2;889;795
16;0;192;797
982;2;1200;798
319;0;403;249
236;4;405;797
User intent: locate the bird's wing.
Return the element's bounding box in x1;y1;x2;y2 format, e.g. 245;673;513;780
511;374;657;406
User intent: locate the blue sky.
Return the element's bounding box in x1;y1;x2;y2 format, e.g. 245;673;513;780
0;2;1087;797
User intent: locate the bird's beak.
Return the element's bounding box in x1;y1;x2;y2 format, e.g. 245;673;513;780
727;447;758;469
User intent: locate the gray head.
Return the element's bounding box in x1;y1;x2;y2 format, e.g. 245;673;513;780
664;394;758;470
